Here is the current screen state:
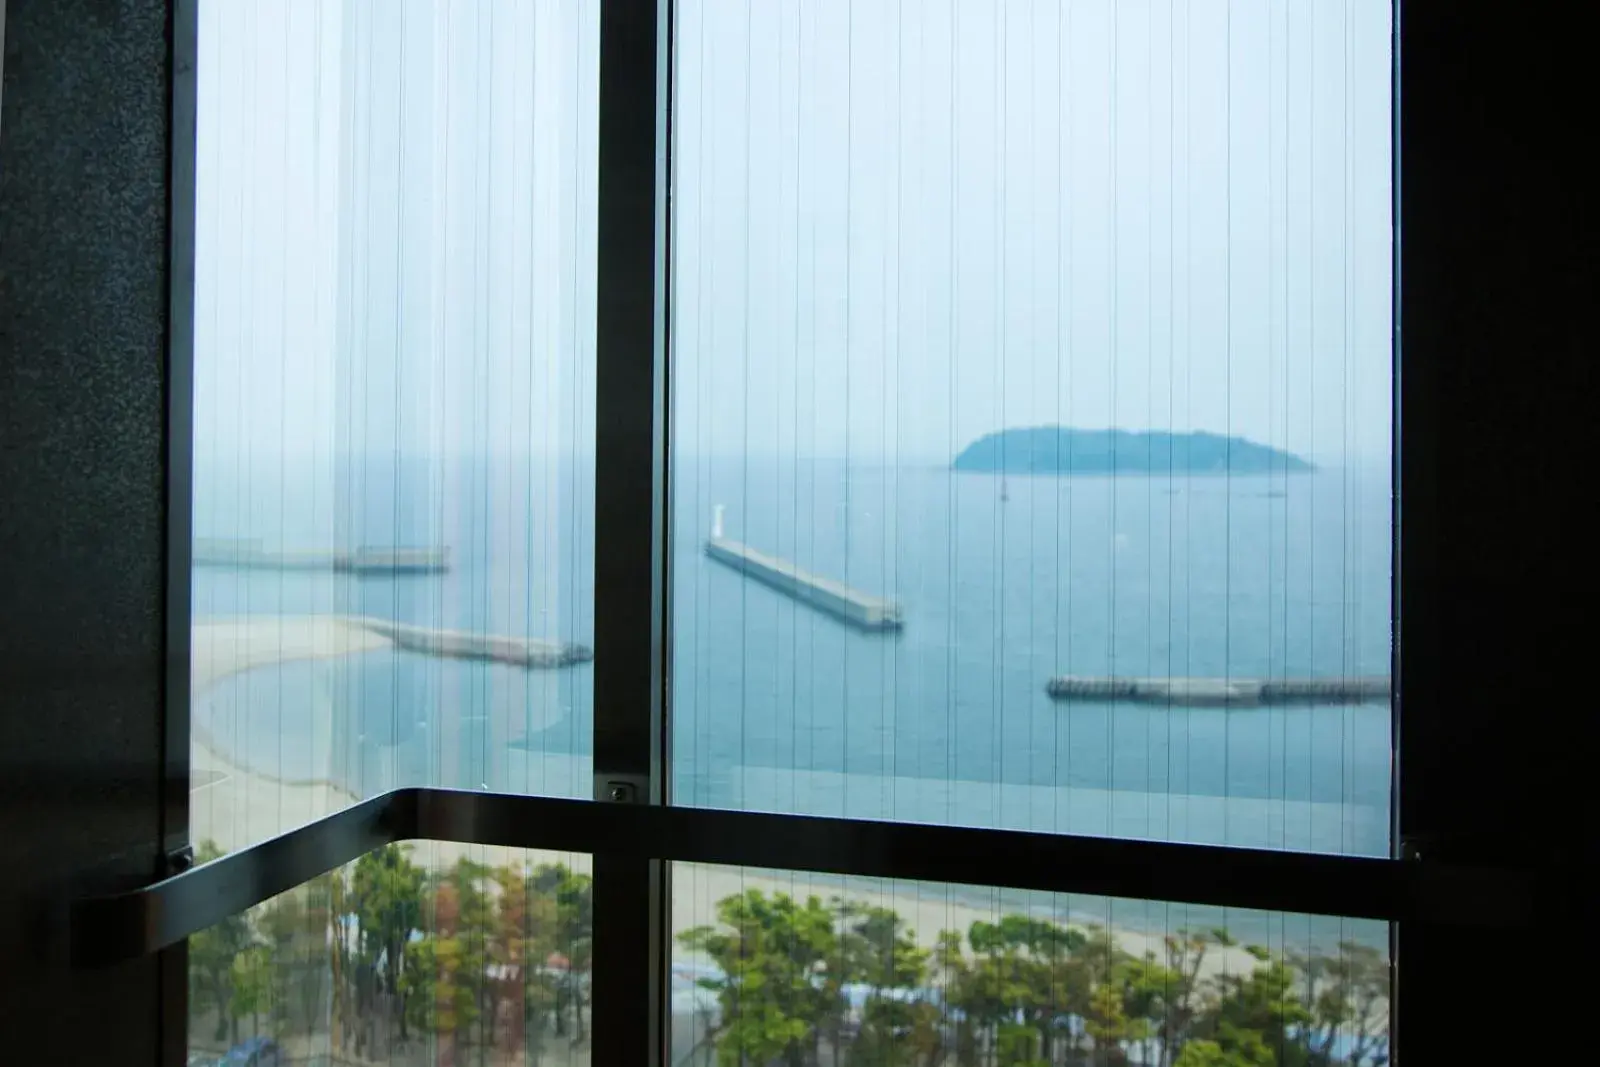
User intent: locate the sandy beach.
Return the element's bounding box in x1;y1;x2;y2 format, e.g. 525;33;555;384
189;615;1359;982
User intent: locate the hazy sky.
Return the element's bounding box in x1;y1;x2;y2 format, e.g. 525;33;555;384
196;0;1392;470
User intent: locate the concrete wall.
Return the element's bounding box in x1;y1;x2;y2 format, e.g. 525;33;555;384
0;1;171;1062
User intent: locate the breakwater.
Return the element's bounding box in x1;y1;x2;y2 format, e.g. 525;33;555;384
1046;675;1389;707
194;539;450;575
349;617;592;668
705;508;903;632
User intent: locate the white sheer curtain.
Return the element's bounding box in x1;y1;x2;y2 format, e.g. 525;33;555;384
191;0;598;852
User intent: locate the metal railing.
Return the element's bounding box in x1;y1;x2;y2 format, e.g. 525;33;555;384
72;786;1534;968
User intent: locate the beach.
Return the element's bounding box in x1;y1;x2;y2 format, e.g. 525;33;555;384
188;615;1325;984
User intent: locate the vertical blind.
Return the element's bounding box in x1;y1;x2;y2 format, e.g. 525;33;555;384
190;0;599;856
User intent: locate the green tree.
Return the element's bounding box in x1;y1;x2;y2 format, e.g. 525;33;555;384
932;929;977;1065
1084;980;1153;1066
401;876;482;1066
942;919;1019;1061
1157;929;1228;1067
1292;943;1389;1067
442;858;495;1052
678;889;844;1067
839;903;941;1066
1112;954;1182;1067
994;1021;1050;1067
956;915;1098;1065
531;863;593;1046
188;840;253;1044
487;863;565;1064
939;920;1031;1065
318;867;357;1054
230;942;276;1039
673;894;1385;1067
258;885;336;1040
403;934;479;1042
1209;948;1313;1065
1174;1039;1270;1067
349;843;426;1049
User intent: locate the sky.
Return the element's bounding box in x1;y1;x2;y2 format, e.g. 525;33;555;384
195;0;1393;471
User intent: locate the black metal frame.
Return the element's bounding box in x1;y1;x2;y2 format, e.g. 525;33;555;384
161;2;199;1066
590;0;673;1060
74;787;1536;970
121;1;1534;1065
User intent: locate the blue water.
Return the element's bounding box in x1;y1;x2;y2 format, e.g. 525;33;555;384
195;454;1391;859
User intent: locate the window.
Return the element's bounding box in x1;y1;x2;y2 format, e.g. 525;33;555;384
189;0;599;857
144;1;1418;1065
674;863;1389;1067
670;0;1393;857
186;844;592;1067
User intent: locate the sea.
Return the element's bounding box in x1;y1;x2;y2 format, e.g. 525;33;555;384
194;454;1391;946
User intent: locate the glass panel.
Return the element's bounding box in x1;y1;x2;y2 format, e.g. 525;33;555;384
191;0;599;855
669;0;1394;855
674;862;1390;1067
187;843;593;1067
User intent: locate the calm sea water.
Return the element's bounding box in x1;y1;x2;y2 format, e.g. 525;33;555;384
195;454;1392;861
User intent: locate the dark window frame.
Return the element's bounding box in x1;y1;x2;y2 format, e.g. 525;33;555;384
133;1;1564;1064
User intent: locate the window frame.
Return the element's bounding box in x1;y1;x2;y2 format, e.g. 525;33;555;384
138;1;1529;1065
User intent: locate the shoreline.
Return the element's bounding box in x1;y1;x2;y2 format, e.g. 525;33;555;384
195;729;1293;982
189;615;1383;982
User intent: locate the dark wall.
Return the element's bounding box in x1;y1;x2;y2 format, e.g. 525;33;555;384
1401;0;1594;874
0;1;171;1062
1400;3;1594;1060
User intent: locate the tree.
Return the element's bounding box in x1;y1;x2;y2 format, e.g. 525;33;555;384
1211;949;1313;1062
258;885;331;1040
349;843;426;1050
1113;954;1182;1067
839;903;941;1066
488;863;565;1064
1174;1039;1270;1067
401;876;482;1067
956;918;1038;1060
442;858;495;1051
947;915;1094;1065
1084;981;1150;1066
1292;943;1389;1067
318;867;357;1054
230;943;276;1039
933;929;977;1065
1157;929;1227;1067
677;891;1389;1067
189;840;253;1044
403;934;479;1049
541;864;594;1045
678;889;844;1067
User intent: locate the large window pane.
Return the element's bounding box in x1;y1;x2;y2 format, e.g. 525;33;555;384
191;0;599;855
673;862;1389;1067
187;844;593;1067
669;0;1393;855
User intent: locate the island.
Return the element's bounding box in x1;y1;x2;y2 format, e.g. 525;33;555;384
953;427;1313;475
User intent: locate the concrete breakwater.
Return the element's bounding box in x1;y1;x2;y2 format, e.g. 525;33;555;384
350;617;592;668
1046;675;1390;707
705;508;903;632
194;539;450;575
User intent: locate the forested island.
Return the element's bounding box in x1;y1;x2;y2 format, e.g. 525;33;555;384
954;427;1314;474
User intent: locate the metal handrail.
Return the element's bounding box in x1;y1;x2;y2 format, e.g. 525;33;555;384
71;787;1534;966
